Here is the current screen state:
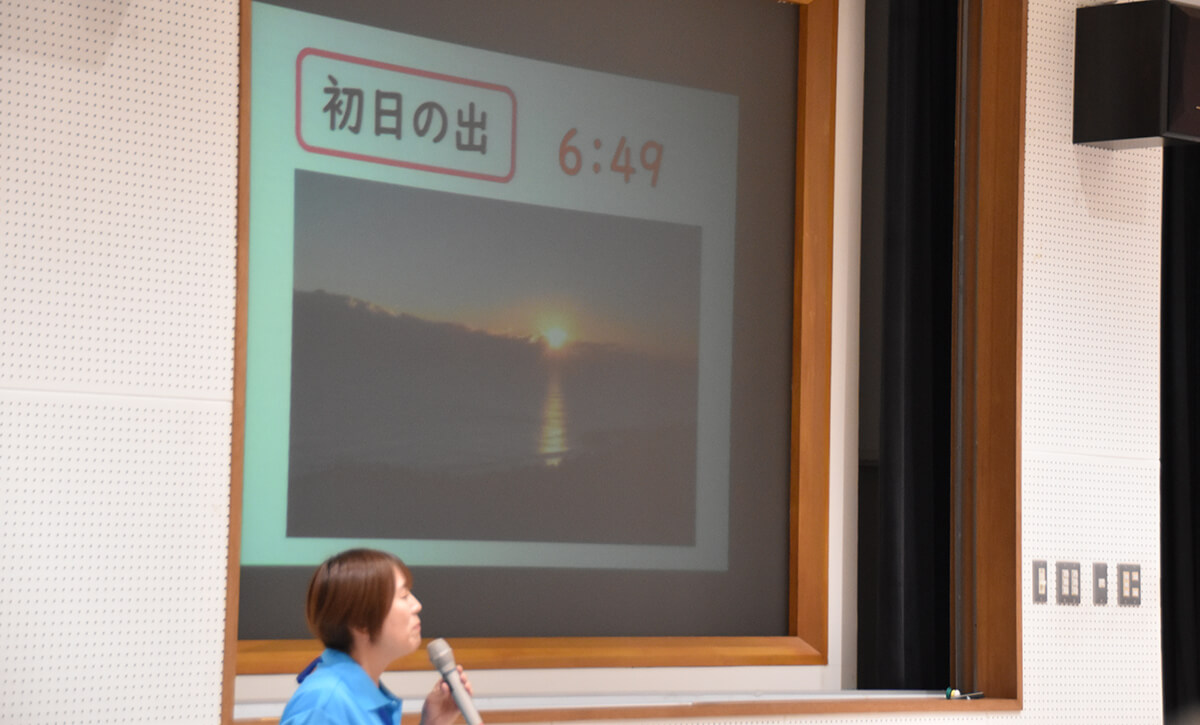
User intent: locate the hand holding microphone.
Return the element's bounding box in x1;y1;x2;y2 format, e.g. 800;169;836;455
426;638;483;725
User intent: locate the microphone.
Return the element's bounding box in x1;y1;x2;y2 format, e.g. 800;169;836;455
426;638;484;725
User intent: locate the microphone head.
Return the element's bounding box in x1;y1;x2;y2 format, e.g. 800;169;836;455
427;638;456;673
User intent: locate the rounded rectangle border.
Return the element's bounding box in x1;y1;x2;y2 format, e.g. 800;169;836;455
295;47;517;183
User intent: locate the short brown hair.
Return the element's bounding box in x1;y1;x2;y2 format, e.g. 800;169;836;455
305;548;413;653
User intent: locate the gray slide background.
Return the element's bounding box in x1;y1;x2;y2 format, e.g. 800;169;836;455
241;0;798;640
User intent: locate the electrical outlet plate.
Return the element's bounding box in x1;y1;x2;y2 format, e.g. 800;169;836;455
1116;563;1141;606
1056;561;1081;605
1033;560;1048;603
1093;562;1108;605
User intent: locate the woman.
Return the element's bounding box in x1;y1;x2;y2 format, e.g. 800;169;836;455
280;548;474;725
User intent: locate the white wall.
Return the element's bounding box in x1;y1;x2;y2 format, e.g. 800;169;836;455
0;1;239;723
0;1;1164;724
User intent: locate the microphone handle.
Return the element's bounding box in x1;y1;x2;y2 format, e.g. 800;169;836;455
441;667;483;725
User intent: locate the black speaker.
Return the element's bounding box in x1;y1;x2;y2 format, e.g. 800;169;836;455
1074;0;1200;149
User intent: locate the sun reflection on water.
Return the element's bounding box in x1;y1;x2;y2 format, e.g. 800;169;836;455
538;368;567;466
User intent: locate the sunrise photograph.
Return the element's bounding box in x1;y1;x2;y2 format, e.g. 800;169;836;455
285;170;703;546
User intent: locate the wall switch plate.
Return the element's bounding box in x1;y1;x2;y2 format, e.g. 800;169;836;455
1056;561;1081;605
1117;563;1141;606
1094;562;1108;605
1033;560;1048;603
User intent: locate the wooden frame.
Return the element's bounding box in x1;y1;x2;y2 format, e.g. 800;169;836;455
951;0;1026;703
222;0;1025;720
227;0;832;682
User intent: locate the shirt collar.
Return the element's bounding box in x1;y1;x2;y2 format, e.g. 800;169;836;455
316;648;402;712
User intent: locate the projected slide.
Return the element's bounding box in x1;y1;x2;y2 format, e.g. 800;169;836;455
242;3;738;571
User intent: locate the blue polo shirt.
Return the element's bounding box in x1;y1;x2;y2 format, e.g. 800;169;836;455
280;648;404;725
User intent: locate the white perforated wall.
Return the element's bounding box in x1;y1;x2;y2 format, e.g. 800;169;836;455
0;0;239;723
1018;0;1164;721
1;0;1165;723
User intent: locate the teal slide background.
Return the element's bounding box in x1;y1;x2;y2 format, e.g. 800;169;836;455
243;2;738;570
